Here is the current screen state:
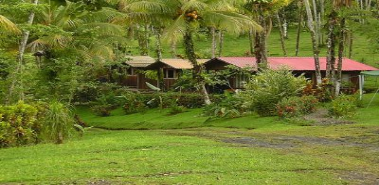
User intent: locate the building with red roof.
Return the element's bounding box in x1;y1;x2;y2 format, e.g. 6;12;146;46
204;57;378;90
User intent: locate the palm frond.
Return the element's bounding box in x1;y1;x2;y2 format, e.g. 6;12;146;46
80;23;125;36
0;15;20;34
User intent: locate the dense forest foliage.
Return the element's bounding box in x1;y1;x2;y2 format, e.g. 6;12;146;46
0;0;378;104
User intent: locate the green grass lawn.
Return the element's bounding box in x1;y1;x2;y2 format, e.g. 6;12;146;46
0;129;354;184
1;95;379;184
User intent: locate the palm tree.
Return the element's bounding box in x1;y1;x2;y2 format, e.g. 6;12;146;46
304;0;322;85
164;0;260;105
331;0;353;96
6;0;39;104
241;0;292;66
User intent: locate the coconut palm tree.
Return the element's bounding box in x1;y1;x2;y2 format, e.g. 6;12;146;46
163;0;260;105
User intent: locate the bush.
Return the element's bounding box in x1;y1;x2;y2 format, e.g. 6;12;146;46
303;79;333;102
328;95;357;118
121;92;147;114
204;92;245;118
91;105;112;117
43;101;74;144
277;96;318;118
0;101;43;148
242;68;307;116
168;104;187;115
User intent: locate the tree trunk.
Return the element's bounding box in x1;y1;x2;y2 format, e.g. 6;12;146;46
320;0;325;45
184;24;211;105
326;13;337;79
218;30;224;57
254;14;268;68
211;27;216;58
248;28;255;55
155;28;163;61
304;0;322;85
170;41;177;58
155;27;165;90
335;18;346;96
311;0;320;46
276;13;287;57
348;32;353;58
296;0;304;56
282;13;288;39
6;0;38;104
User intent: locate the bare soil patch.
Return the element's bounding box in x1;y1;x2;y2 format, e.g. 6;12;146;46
304;109;355;126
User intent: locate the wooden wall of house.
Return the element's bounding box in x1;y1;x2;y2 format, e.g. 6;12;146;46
137;73;158;89
123;76;138;87
164;79;177;89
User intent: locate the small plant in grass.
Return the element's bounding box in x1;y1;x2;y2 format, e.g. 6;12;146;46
90;93;120;117
328;95;357;118
167;99;187;115
204;92;245;118
277;96;318;118
43;101;74;144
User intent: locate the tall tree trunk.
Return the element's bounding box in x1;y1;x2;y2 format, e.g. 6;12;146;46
276;13;287;56
348;32;353;58
304;0;322;85
311;0;320;46
170;41;177;58
335;18;346;96
155;27;165;90
255;14;268;68
326;13;337;79
320;0;325;45
211;27;216;58
6;0;38;104
282;12;288;39
155;28;163;61
218;30;224;57
144;24;150;55
184;24;211;105
248;28;255;55
296;0;304;56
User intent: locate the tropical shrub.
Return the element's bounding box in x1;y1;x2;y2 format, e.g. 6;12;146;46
204;92;246;118
168;102;187;115
277;96;318;118
122;92;147;114
303;79;333;102
242;68;307;116
0;101;43;148
43;101;74;144
328;95;357;118
91;105;112;117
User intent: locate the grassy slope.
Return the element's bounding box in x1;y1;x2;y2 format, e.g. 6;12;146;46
131;28;378;67
77;92;379;130
76;106;297;131
76;107;209;129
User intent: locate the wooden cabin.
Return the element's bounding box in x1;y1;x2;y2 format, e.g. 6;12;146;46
145;59;208;90
204;57;378;91
122;56;158;89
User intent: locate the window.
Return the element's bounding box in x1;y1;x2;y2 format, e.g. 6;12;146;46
127;68;135;76
165;69;176;79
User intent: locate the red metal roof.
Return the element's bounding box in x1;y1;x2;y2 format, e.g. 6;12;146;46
216;57;378;71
